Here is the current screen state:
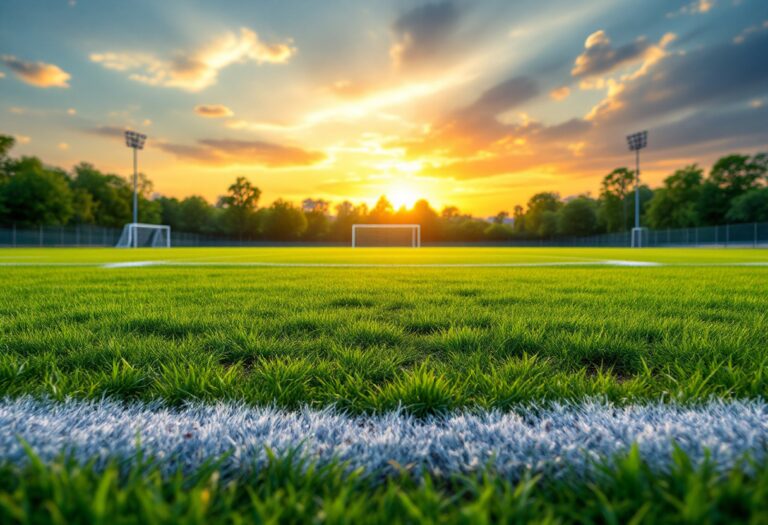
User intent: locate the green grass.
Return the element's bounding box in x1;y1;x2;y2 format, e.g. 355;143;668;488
2;445;767;524
0;248;766;412
2;247;767;523
1;246;768;264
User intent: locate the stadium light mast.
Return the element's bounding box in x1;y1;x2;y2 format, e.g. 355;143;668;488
124;130;147;228
626;130;648;248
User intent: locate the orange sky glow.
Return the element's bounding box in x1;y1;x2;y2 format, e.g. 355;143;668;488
3;1;767;215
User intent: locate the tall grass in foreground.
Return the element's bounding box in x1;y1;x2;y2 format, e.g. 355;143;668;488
0;267;766;412
1;446;767;524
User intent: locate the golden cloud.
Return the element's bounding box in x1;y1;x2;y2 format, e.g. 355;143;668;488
194;104;234;118
90;28;295;92
1;55;70;88
156;138;326;168
549;86;570;101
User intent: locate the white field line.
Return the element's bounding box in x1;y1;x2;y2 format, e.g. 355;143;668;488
1;397;766;481
602;260;661;267
101;261;166;268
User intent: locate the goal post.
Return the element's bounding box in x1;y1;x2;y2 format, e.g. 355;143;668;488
352;224;421;248
116;223;171;248
631;227;648;248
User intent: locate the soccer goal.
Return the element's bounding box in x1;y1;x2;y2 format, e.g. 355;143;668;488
352;224;421;248
631;227;648;248
116;223;171;248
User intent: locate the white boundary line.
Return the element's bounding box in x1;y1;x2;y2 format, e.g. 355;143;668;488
1;397;766;481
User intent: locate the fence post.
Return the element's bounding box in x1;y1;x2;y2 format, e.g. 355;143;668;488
695;227;698;247
726;224;730;248
12;223;16;247
39;225;43;246
755;223;758;249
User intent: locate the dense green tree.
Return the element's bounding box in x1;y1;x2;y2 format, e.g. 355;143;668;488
524;192;562;236
493;211;509;224
726;188;768;222
484;222;512;240
71;188;96;224
0;135;14;180
330;201;368;241
369;196;394;223
219;177;261;239
261;199;307;241
302;200;330;241
157;197;183;231
598;168;635;232
0;157;73;225
512;205;526;234
537;210;559;238
646;165;703;229
699;153;767;224
559;197;598;236
70;163;132;227
180;196;215;233
408;199;440;241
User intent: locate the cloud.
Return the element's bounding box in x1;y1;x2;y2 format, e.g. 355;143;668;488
390;1;461;69
194;104;234;118
84;125;129;140
0;55;70;87
397;75;543;158
466;76;539;116
328;80;372;99
13;135;31;144
90;27;295;92
394;75;593;179
733;20;768;44
156;138;326;167
667;0;714;18
58;142;69;151
549;86;570;101
588;31;768;124
67;108;77;115
0;71;5;78
571;31;673;80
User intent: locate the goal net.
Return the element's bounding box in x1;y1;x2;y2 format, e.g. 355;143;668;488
116;223;171;248
352;224;421;248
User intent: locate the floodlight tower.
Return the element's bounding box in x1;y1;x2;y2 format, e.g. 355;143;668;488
124;130;147;227
626;130;648;248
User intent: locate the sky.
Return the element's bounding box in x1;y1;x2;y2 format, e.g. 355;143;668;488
1;0;767;215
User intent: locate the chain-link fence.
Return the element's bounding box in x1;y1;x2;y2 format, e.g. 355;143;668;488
550;222;768;248
0;222;767;248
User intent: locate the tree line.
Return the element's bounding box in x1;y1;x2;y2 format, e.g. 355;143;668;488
1;134;766;242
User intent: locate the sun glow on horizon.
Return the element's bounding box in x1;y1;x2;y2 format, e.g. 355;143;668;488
387;183;421;210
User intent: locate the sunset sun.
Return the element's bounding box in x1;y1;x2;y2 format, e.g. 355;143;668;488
387;183;420;209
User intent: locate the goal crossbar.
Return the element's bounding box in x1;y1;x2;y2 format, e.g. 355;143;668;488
351;224;421;248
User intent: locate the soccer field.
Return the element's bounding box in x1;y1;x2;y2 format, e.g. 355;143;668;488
1;247;767;523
